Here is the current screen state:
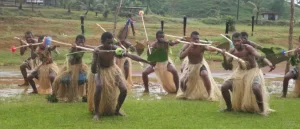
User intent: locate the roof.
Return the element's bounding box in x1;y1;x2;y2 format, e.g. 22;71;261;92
260;11;279;15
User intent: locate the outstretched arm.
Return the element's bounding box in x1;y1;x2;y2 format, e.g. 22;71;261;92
179;44;192;60
247;45;274;70
222;48;234;64
248;40;263;50
124;53;150;64
168;40;180;46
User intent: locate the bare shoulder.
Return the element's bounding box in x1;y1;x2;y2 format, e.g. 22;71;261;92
151;42;157;48
244;44;255;51
228;48;235;53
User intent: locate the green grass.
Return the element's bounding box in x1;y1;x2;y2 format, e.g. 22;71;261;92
0;94;300;129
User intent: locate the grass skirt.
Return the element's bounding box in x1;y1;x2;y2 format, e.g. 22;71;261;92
116;57;133;89
176;58;221;101
36;62;59;94
221;66;273;115
87;64;125;115
154;59;177;93
52;63;88;102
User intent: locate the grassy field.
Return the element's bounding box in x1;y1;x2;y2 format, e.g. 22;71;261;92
1;6;300;129
0;94;300;129
1;10;300;66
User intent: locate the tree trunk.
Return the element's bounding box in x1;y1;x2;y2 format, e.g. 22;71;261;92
113;0;123;37
31;0;34;12
68;6;71;13
18;0;22;10
236;0;239;20
145;0;149;15
285;0;295;74
256;10;259;24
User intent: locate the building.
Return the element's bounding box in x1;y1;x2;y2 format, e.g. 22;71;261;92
26;0;44;4
261;11;279;21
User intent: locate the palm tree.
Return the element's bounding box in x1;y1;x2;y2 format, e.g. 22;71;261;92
63;0;76;13
247;0;264;24
78;0;104;16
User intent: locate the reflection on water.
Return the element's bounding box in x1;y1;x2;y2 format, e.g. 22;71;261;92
0;70;297;100
131;83;167;100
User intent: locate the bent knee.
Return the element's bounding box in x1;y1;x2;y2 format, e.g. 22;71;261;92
284;75;293;80
252;84;261;92
200;70;208;77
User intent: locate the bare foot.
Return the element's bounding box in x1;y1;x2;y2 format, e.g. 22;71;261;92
143;89;149;93
115;111;126;116
219;108;233;112
18;82;29;87
93;115;100;120
29;91;38;94
277;95;286;98
258;112;268;117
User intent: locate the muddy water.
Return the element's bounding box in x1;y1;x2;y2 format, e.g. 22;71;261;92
0;70;294;99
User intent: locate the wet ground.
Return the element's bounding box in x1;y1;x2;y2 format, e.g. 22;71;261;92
0;67;294;99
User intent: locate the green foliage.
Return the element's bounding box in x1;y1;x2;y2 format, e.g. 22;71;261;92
202;17;223;25
224;15;236;31
102;9;110;18
269;0;285;16
290;54;300;66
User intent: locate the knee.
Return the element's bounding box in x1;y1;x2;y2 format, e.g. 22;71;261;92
95;85;103;92
142;71;148;77
49;75;55;81
20;63;26;69
27;75;33;80
200;71;208;78
284;75;292;81
121;88;127;94
252;84;261;93
221;85;229;92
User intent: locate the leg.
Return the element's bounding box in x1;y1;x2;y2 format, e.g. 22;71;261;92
93;73;103;120
252;83;264;113
142;66;155;93
115;76;127;116
200;66;211;96
123;60;129;80
28;70;39;94
167;63;179;92
281;70;297;98
19;60;31;86
180;78;188;92
220;79;233;111
49;69;56;85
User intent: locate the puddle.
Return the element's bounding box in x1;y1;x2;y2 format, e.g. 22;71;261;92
0;69;295;100
131;83;167;100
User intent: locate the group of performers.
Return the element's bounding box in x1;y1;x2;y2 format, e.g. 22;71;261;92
13;21;300;119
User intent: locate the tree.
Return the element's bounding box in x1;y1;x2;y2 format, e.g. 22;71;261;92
285;0;295;74
63;0;76;13
269;0;285;16
237;0;240;20
18;0;23;10
113;0;123;37
78;0;104;16
247;0;264;24
31;0;34;12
